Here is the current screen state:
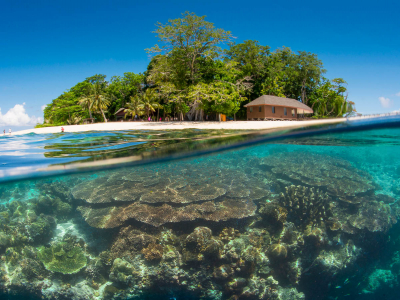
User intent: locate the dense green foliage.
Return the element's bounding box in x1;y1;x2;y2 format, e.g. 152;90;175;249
39;12;354;127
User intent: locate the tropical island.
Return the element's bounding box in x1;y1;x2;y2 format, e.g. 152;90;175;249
37;12;355;129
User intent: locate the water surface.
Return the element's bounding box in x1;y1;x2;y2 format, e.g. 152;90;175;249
0;118;399;300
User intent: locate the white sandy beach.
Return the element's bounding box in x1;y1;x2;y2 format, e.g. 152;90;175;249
14;119;347;135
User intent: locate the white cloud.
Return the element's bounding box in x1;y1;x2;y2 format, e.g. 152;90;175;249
396;92;400;97
0;103;43;126
378;96;392;108
41;104;47;111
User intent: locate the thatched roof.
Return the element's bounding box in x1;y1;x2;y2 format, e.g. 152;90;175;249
244;95;313;113
114;108;126;115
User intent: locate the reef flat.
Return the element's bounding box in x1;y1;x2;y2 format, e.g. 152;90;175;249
0;138;399;300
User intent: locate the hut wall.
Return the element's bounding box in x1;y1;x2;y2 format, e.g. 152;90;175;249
247;105;297;120
246;106;266;119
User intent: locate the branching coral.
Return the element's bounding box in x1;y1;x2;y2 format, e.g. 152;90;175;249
279;185;330;229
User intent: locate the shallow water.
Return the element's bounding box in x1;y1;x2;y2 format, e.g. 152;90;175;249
0;129;251;178
0;118;400;300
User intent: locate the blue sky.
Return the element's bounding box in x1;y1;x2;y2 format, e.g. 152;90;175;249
0;0;399;131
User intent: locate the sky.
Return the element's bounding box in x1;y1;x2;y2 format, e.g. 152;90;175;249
0;0;399;131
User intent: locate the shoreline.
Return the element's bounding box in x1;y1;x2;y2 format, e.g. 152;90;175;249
14;119;347;135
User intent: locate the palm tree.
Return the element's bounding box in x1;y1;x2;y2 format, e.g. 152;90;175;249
139;89;163;119
80;82;110;123
124;95;144;120
78;97;93;119
67;115;82;125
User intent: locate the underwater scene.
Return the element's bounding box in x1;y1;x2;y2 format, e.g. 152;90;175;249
0;120;400;300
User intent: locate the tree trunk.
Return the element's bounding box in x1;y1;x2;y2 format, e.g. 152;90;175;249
301;78;307;105
157;108;159;121
101;108;107;123
88;105;93;119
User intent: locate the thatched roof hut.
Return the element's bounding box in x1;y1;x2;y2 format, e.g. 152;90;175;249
244;95;313;120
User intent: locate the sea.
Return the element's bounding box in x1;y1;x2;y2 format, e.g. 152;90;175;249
0;117;399;300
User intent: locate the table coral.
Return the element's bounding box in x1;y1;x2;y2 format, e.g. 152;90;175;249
77;198;256;228
73;157;268;228
260;152;375;198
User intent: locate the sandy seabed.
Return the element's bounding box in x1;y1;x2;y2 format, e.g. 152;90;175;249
14;119;347;135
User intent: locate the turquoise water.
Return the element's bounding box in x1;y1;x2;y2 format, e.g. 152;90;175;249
0;118;399;300
0;129;251;179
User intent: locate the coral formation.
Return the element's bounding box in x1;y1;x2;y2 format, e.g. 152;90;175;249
37;241;87;274
110;225;156;259
268;243;288;259
0;143;399;300
260;152;375;198
142;243;163;261
77;198;257;228
348;200;396;232
279;185;330;229
183;227;222;262
73;158;268;227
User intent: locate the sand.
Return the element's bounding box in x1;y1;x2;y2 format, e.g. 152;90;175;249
13;119;347;135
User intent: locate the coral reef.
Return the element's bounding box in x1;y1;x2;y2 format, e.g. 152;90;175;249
260;152;375;198
365;269;398;292
142;243;163;261
37;241;87;274
77;198;257;228
183;227;222;262
269;243;288;259
73;158;269;228
279;185;330;229
109;225;156;259
348;200;397;232
0;145;398;300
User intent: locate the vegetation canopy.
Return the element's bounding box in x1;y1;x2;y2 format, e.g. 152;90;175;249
38;12;355;127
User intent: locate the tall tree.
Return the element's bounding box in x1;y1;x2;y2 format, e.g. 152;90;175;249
146;12;232;120
225;40;270;97
188;61;252;120
82;81;111;123
146;11;232;85
295;51;325;105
